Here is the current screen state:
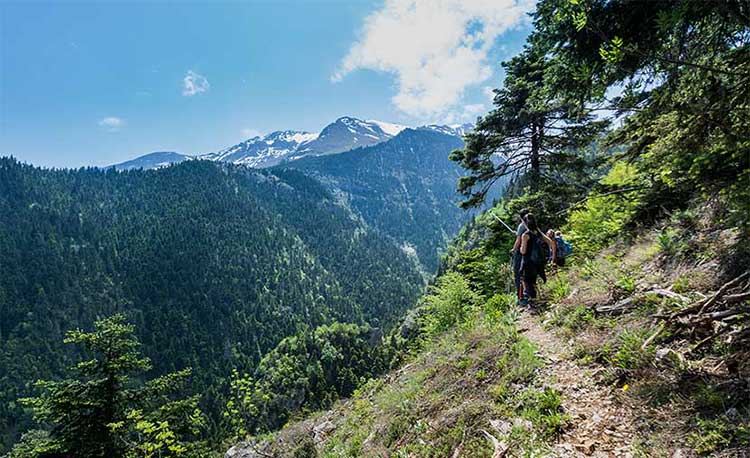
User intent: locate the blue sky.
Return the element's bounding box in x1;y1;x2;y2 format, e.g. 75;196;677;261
0;0;532;168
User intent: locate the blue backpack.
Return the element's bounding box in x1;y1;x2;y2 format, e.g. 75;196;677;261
555;236;573;258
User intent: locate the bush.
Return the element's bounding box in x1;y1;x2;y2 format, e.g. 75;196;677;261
419;272;480;337
566;162;646;255
609;329;655;370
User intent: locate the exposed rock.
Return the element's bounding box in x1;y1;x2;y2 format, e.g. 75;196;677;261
225;441;267;458
312;419;335;444
655;347;685;369
490;419;512;435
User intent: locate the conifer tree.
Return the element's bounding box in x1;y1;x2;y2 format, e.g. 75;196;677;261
450;45;607;208
9;314;208;457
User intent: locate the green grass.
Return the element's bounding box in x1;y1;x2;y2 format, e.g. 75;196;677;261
608;329;655;370
689;417;750;454
546;274;571;303
547;304;595;335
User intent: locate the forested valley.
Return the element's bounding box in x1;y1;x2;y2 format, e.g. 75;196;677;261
0;159;426;453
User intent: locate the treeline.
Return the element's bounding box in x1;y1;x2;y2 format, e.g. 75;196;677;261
0;159;424;452
224;322;392;437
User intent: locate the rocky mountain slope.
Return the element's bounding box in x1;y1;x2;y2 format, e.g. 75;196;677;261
281;128;477;273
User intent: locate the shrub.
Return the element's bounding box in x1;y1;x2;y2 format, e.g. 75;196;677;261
566;162;646;255
419;272;480;337
549;304;595;334
609;329;655;370
483;293;515;326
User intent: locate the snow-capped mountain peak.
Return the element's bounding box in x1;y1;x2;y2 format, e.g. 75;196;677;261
418;123;473;137
109;116;472;171
263;130;319;145
200;130;319;168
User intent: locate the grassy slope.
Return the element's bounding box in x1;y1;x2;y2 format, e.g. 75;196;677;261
227;205;750;457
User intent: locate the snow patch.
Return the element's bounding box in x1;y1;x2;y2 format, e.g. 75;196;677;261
367;120;407;136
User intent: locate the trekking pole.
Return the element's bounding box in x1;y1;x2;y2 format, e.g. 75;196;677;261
487;213;517;295
490;213;516;235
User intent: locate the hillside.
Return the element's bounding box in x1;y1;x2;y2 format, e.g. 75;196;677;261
280;129;479;273
226;198;750;457
110;123;475;273
3;0;748;456
0;158;425;451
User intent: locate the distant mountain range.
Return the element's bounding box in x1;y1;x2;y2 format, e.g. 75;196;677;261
110;117;472;170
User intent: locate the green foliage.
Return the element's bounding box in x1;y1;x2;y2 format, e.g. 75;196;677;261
657;227;682;256
615;272;636;295
548;304;595;335
503;338;543;384
450;42;608;208
224;322;388;437
609;329;655;371
483;293;516;327
566;162;647;254
7;314;208;457
0;158;424;451
546;274;571;303
689;416;750;454
452;247;513;299
518;387;568;439
418;272;481;337
534;0;750;227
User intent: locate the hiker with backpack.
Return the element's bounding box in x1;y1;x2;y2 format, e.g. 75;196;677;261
549;230;573;267
511;208;531;302
519;213;557;306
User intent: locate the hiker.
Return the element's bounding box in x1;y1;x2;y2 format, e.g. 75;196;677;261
511;208;531;301
547;229;572;267
519;213;557;306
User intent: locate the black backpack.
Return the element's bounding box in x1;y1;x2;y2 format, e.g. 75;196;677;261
526;231;547;270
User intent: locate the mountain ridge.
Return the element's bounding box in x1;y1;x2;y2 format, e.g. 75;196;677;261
109;117;471;171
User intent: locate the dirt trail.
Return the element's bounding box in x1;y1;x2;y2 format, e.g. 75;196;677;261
518;312;641;457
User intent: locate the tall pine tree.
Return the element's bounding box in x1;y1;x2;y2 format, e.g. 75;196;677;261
450;44;607;208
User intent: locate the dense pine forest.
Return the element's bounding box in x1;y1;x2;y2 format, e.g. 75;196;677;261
225;0;750;456
0;159;425;452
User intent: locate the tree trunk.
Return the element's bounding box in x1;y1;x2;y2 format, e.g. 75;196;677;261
529;120;542;190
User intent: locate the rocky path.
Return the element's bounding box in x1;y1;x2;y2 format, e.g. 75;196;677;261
518;312;641;457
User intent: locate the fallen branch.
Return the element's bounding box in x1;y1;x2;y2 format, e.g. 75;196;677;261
724;292;750;304
669;271;750;319
648;288;690;303
596;297;637;315
708;309;746;320
688;325;732;355
698;271;750;314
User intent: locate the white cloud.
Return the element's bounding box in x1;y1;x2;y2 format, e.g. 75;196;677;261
333;0;532;118
182;70;210;96
98;116;124;132
241;128;262;138
442;103;486;124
